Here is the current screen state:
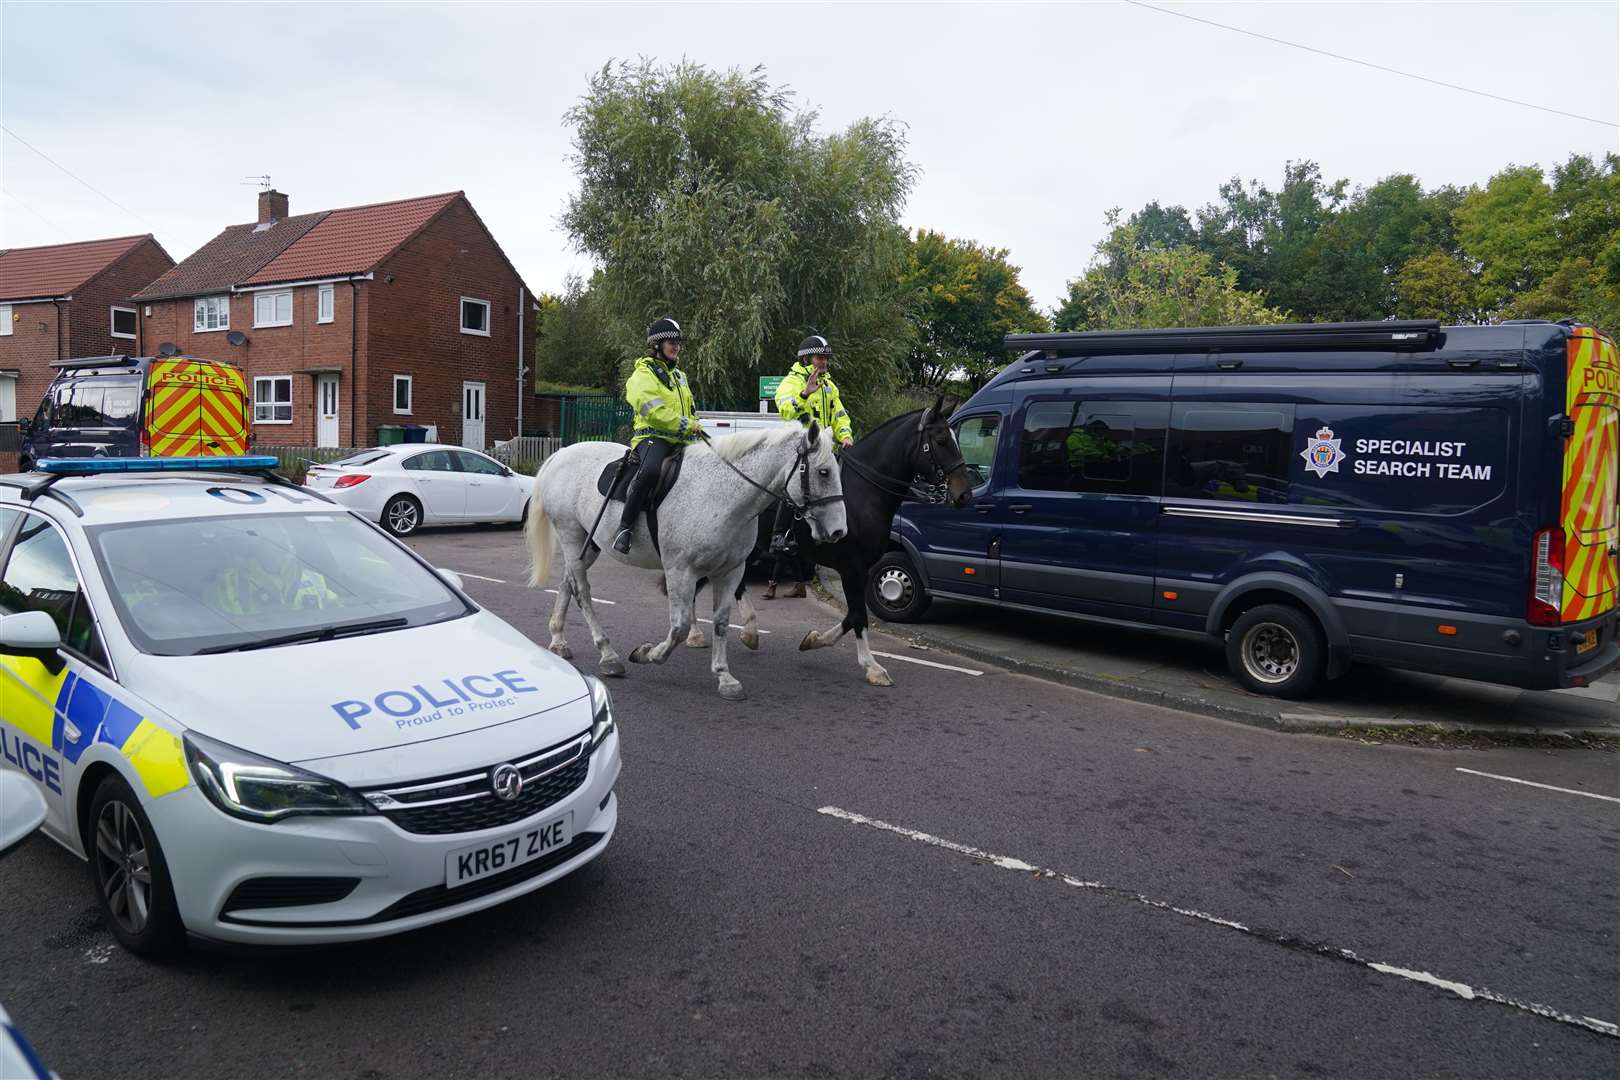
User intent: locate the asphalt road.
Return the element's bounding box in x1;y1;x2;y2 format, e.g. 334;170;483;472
3;524;1618;1079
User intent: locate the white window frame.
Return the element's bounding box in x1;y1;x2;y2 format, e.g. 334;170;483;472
253;290;294;328
0;304;12;336
317;284;335;324
459;296;491;337
253;375;293;424
193;295;230;332
393;374;413;415
110;305;138;339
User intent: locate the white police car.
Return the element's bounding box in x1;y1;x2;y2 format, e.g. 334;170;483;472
0;457;620;957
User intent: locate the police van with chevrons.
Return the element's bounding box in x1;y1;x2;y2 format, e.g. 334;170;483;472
0;456;620;957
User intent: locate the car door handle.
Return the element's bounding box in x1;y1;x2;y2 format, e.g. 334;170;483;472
974;501;995;514
1009;504;1033;513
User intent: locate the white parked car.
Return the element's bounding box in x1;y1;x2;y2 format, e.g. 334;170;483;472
304;444;532;537
0;456;620;957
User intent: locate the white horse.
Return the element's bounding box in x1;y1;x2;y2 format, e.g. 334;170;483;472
525;423;847;700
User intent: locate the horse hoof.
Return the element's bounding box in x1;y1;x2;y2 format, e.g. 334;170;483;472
799;630;819;652
549;642;573;660
865;667;895;687
741;630;760;651
628;644;652;664
599;658;626;678
686;628;709;649
718;681;747;701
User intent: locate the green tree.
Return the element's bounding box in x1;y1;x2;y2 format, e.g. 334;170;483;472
560;60;916;425
1055;213;1290;331
902;229;1048;391
1456;164;1562;315
533;272;629;392
1393;251;1485;323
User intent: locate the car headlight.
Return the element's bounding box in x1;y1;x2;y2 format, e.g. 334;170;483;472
586;675;615;749
183;731;373;823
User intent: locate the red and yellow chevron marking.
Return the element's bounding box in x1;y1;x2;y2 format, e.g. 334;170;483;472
145;358;249;457
1560;328;1619;622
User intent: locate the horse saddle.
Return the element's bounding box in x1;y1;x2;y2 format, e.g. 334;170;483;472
597;446;686;508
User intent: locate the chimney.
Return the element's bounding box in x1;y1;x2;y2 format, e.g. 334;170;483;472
258;189;289;224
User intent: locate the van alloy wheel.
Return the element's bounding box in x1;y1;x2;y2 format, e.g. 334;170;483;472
876;566;913;607
1240;621;1299;685
95;799;153;935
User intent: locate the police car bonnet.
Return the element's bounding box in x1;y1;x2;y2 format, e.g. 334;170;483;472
135;616;586;763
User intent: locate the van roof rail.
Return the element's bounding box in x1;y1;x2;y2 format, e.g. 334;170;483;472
48;354;141;370
1004;320;1443;356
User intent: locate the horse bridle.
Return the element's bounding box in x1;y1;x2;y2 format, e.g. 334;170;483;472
841;411;968;503
708;437;845;521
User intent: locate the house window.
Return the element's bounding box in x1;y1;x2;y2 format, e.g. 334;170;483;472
194;295;230;332
0;304;12;335
460;297;491;337
393;375;413;415
318;284;335;324
111;306;138;339
253;290;293;328
253;376;293;424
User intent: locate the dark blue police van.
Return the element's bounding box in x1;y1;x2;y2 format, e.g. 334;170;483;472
875;320;1620;699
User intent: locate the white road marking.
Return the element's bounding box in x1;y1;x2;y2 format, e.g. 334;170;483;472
696;617;771;634
449;570;507;584
1455;767;1620;805
817;805;1620;1040
870;651;983;676
545;588;615;605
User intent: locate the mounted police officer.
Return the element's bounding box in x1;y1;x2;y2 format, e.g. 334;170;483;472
764;334;854;598
612;317;704;555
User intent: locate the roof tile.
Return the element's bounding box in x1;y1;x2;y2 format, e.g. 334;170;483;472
243;192;461;286
0;235;154;301
132;212;328;301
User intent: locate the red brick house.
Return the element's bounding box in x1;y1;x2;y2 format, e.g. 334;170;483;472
134;189;537;449
0;235;174;422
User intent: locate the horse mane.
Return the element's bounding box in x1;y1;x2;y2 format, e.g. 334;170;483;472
706;424;804;463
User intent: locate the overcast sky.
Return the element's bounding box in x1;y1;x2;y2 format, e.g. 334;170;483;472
2;1;1615;310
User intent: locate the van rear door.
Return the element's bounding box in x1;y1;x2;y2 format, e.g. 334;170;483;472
145;358;250;457
1558;327;1619;624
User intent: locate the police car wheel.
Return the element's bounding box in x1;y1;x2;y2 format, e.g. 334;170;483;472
88;773;184;959
1226;604;1325;699
867;551;930;623
383;495;422;537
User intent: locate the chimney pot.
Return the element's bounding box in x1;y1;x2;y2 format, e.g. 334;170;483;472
258;189;289;224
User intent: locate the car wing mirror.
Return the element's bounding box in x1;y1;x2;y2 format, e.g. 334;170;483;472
0;611;64;673
0;771;49;857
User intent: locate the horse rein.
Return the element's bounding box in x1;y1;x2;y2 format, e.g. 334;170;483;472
840;411;968;503
705;437;845;521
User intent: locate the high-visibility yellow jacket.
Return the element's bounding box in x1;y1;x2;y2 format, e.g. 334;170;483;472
775;362;853;444
206;560;337;616
626;356;702;447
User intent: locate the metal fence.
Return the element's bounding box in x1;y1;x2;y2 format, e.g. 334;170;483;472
0;422;20;454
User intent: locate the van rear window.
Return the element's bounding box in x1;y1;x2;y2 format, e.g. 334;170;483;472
1167;406;1294;503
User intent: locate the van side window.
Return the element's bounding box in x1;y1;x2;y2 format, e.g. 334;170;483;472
1017;400;1164;495
953;415;1001;488
1167;405;1295;503
60;385;106;427
0;515;108;669
103;387;139;422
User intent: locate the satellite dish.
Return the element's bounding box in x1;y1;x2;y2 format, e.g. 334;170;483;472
226;331;248;347
157;342;179;357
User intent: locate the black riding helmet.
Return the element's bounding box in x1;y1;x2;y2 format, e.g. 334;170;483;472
797;334;832;358
647;317;684;351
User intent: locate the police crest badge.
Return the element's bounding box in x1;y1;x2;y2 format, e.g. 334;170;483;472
1300;426;1345;479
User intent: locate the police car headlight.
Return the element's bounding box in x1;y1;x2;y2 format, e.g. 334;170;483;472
586;675;615;749
183;731;372;823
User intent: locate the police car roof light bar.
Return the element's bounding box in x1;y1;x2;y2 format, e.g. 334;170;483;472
1004;320;1444;357
35;455;283;474
48;354;140;370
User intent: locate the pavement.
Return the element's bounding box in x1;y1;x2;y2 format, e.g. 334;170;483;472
812;569;1620;739
3;526;1618;1079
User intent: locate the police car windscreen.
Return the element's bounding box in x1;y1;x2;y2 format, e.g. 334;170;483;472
88;513;468;656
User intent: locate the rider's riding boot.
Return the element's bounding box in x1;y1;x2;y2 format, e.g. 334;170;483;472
763;580;778;601
782;582;807;599
611;527;634;555
612;487;647;554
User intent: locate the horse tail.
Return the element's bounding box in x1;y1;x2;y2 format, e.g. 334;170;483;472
525;466;555;588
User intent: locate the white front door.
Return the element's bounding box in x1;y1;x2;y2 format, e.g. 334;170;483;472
0;373;15;422
461;381;486;450
317;375;340;448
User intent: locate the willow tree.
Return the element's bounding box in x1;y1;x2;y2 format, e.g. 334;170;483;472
561;60;916;424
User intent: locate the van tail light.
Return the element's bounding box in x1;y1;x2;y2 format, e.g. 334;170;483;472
1528;527;1564;626
333;473;370;489
139;426;152;457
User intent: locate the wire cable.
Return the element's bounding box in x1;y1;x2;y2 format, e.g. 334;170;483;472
1123;0;1618;129
2;187;67;233
1;124;153;224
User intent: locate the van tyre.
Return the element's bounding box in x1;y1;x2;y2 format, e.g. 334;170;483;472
383;494;422;537
88;773;185;960
867;550;931;623
1226;604;1326;699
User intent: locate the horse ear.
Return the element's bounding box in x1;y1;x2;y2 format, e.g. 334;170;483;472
807;420;821;445
931;395;945;420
